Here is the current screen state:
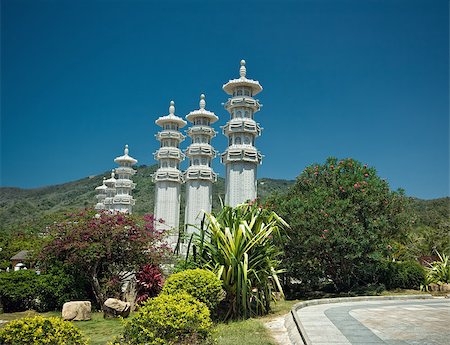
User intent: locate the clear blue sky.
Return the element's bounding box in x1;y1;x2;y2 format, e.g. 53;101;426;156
1;0;448;199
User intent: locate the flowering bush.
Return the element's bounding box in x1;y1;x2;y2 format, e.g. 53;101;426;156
0;316;88;345
40;210;170;306
271;157;413;292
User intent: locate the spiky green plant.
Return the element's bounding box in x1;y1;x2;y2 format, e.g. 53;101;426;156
194;202;289;320
427;251;450;284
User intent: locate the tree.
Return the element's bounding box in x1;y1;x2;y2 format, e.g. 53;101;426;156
40;210;170;306
271;157;413;292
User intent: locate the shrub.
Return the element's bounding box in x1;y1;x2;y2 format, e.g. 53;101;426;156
0;266;89;312
0;270;39;312
162;269;223;312
0;315;88;345
423;251;450;289
135;264;164;304
117;292;212;345
380;260;425;289
195;203;287;319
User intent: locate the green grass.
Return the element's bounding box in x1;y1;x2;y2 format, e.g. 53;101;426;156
214;318;276;345
0;300;300;345
214;299;300;345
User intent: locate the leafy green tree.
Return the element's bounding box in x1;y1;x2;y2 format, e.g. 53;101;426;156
271;157;413;292
40;210;170;306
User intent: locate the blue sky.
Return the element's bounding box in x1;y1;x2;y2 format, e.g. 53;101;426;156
1;0;448;199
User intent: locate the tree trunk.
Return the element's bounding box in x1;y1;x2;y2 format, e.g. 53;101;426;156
89;263;105;307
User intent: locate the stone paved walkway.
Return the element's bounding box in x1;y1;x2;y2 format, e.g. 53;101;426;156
294;298;450;345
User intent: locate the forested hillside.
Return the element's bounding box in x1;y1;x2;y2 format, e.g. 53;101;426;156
0;165;295;230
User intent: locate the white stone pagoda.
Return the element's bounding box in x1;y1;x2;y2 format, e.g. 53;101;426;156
94;177;107;210
103;169;117;211
221;60;263;206
153;101;186;248
183;94;218;243
113;145;138;213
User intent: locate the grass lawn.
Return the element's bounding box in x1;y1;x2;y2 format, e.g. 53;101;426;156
0;299;299;345
214;299;300;345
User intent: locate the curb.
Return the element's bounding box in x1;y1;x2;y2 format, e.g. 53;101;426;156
288;294;433;345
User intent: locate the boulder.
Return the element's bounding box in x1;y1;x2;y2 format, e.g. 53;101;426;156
103;298;131;318
62;301;92;321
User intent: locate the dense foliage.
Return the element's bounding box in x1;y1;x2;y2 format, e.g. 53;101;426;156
271;157;413;292
135;264;164;304
162;268;223;312
40;210;169;306
193;203;288;319
115;292;212;345
0;266;89;312
379;261;425;290
0;315;88;345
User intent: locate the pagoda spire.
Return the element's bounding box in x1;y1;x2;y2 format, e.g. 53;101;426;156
152;101;186;249
94;177;108;210
103;169;117;211
221;60;263;206
183;94;218;252
113;144;138;213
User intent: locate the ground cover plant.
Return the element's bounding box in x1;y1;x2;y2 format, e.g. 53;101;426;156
194;202;289;319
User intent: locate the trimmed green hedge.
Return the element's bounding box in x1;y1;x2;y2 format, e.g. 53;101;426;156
0;315;88;345
162;268;223;312
118;292;212;345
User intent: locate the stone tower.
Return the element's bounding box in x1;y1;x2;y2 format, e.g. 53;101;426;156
113;145;138;213
103;170;117;211
153;101;186;248
183;94;218;245
221;60;263;206
94;177;107;210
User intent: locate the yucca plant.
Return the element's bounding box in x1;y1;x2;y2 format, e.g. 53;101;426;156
427;251;450;284
194;202;289;320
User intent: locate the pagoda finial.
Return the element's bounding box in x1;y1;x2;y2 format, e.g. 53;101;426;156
240;59;246;78
124;144;129;155
111;169;115;178
199;94;206;109
169;101;175;115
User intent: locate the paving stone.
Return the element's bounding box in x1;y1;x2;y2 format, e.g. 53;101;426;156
293;298;450;345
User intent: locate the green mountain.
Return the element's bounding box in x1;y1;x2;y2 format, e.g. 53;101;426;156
1;164;448;232
0;165;295;230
